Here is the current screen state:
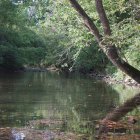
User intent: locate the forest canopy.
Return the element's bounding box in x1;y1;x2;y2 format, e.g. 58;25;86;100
0;0;140;80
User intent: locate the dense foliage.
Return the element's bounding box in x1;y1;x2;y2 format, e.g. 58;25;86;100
0;0;139;77
0;0;47;70
48;0;140;74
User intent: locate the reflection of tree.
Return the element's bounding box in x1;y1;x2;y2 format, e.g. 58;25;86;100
97;93;140;137
0;72;120;132
53;75;120;134
1;72;139;137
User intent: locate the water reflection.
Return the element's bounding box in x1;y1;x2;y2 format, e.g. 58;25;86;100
0;72;139;139
0;72;118;125
96;93;140;139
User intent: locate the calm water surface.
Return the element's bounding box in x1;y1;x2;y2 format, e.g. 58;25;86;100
0;72;139;135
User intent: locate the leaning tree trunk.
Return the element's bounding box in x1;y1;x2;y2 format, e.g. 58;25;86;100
68;0;140;83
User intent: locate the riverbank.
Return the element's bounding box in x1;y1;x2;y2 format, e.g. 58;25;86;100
24;66;140;88
0;116;139;140
89;73;140;88
1;65;140;88
24;67;140;88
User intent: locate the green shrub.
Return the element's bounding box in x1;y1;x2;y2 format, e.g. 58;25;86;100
0;45;24;71
73;43;108;73
19;47;46;67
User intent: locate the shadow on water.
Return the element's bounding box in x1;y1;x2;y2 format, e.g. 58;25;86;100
0;71;139;139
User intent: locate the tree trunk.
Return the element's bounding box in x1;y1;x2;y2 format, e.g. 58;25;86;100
95;0;111;36
68;0;140;83
102;44;140;83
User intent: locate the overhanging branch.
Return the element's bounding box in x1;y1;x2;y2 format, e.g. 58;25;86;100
68;0;140;83
69;0;102;42
95;0;111;35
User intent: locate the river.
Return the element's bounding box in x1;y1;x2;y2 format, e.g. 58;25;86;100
0;71;139;139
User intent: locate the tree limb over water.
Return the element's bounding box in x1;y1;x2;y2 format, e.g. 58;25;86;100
68;0;140;83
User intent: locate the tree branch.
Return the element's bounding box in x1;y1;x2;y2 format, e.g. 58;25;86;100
68;0;140;83
69;0;102;42
95;0;111;35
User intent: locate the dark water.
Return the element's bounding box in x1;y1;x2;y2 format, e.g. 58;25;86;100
0;72;139;135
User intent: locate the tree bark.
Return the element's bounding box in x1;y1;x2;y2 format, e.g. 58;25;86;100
95;0;111;35
68;0;140;83
68;0;102;42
